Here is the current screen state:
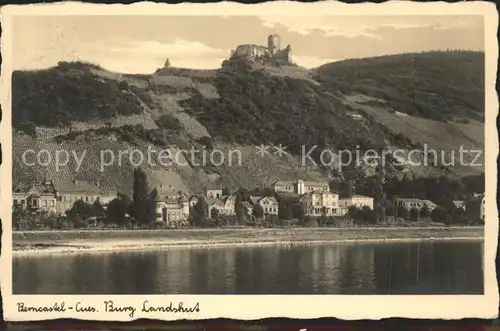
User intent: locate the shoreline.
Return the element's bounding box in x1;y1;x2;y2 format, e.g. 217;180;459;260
12;226;484;256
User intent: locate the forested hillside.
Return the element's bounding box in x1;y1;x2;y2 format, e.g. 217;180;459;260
11;51;485;193
315;51;484;122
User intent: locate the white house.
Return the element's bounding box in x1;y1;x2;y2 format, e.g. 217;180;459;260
13;181;58;215
273;179;329;195
221;195;236;216
300;191;340;217
339;195;374;215
155;197;189;224
206;198;225;218
396;198;437;211
53;180;116;214
154;185;189;225
249;196;279;216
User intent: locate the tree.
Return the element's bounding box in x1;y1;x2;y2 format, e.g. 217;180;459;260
397;206;409;220
192;197;209;227
93;200;106;218
146;188;159;226
278;202;293;220
420;204;431;219
319;207;328;227
72;215;88;229
164;58;171;68
339;179;354;198
329;179;342;193
372;166;386;224
451;205;466;224
431;206;452;224
361;206;377;224
107;195;131;226
253;204;264;219
12;201;28;230
235;188;249;225
348;206;376;225
347;205;360;219
131;168;150;224
41;216;58;229
210;207;220;219
291;203;305;220
409;208;420;221
66;200;94;221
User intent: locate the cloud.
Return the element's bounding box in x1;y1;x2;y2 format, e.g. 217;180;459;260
259;15;483;39
260;16;382;38
15;38;229;73
293;55;341;68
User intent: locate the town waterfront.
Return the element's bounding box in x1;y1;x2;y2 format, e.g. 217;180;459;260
13;240;483;294
12;226;484;255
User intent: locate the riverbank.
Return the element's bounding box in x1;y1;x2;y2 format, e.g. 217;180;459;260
12;226;484;256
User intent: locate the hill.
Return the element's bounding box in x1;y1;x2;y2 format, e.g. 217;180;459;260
11;51;485;194
314;51;484;122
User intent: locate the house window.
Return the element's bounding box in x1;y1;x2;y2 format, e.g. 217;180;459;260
57;196;62;202
21;199;25;205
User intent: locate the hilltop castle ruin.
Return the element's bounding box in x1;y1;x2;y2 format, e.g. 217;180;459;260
230;34;292;65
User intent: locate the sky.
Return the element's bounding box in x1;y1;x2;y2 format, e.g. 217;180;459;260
13;15;484;74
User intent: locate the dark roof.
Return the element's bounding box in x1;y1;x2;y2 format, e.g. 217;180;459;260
206;198;223;206
53;180;115;195
13;182;56;195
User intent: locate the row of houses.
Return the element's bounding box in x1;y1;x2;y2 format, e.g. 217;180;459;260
12;180;117;215
12;177;485;225
395;194;485;221
9;178;381;224
151;180;376;225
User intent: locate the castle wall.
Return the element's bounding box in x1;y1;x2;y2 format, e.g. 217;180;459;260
234;44;268;59
232;36;292;64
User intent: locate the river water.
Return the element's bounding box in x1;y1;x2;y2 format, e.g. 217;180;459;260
13;241;483;294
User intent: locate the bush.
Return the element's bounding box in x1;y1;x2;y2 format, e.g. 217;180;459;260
72;216;89;229
41;216;58;229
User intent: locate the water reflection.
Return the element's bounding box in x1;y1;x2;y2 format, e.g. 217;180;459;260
13;241;483;294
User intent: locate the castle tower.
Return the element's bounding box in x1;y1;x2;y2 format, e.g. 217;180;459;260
267;34;280;56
